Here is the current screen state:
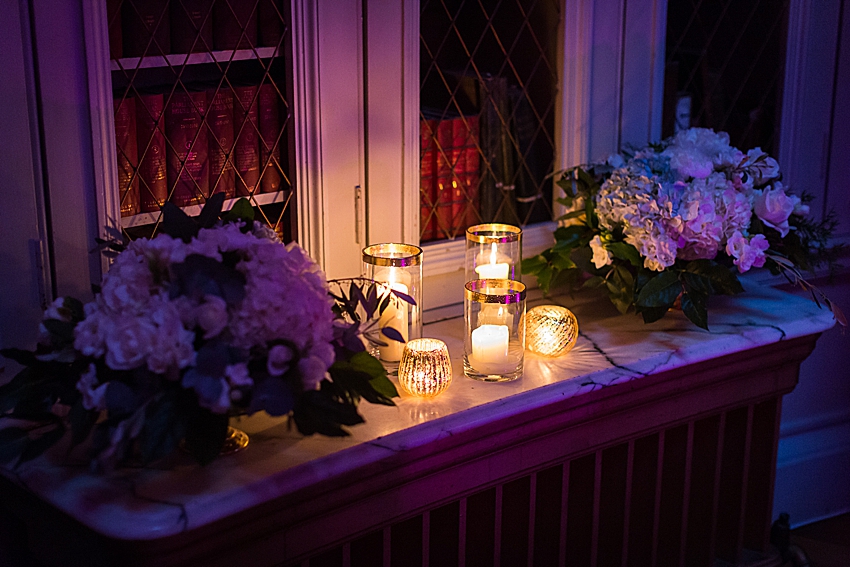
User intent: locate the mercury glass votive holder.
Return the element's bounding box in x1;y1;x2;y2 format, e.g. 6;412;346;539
398;338;453;397
362;243;423;364
523;305;579;357
465;224;522;284
463;279;526;382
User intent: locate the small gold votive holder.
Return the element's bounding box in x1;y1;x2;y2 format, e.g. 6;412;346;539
523;305;579;357
398;338;453;397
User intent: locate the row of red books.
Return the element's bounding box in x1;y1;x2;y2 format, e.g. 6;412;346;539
420;116;480;242
108;0;284;59
115;83;284;217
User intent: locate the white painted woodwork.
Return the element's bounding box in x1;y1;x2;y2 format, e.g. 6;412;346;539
31;0;101;301
82;0;121;277
778;0;842;219
0;0;51;359
305;0;366;279
825;0;850;235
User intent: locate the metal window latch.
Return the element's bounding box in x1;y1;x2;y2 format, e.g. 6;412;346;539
355;184;364;244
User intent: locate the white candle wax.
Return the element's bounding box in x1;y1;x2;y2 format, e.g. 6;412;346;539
477;304;514;328
471;324;509;364
377;280;409;362
475;242;511;280
475;262;510;279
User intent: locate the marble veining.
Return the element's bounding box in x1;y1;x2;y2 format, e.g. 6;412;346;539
0;283;836;540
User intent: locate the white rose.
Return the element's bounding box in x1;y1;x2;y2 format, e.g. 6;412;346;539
267;344;294;376
589;236;613;269
76;363;109;411
104;318;155;370
196;294;229;339
298;356;328;391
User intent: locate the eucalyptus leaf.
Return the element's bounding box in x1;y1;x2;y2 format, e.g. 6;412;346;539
392;288;416;306
381;326;405;343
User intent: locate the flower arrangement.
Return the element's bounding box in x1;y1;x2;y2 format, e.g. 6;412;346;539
523;128;845;329
0;195;401;470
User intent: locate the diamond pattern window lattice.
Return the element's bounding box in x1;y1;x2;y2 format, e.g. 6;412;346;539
663;0;789;154
420;0;561;243
107;0;295;242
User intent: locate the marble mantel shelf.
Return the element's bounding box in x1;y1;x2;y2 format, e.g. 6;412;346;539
0;284;837;553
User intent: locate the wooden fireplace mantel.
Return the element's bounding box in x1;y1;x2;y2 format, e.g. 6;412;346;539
0;284;836;567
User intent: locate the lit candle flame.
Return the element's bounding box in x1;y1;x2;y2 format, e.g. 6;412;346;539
489;242;498;266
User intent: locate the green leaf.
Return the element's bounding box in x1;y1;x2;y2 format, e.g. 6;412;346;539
183;407;230;465
169;253;247;305
553;225;586;245
160;202;199;243
69;399;98;449
42;319;76;343
551;252;576;271
536;267;553;295
292;388;363;437
681;291;709;330
0;348;37;367
521;255;548;275
330;351;397;406
636;271;682;307
197;192;226;228
557;209;586;222
370;374;399;400
606;242;642;268
221;197;255;224
18;425;65;465
680;271;714;296
582;275;606;289
139;392;186;464
638;306;669;324
683;260;744;295
63;297;85;323
0;428;29;464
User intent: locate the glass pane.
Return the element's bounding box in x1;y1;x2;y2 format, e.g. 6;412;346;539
107;0;296;242
419;0;561;243
663;0;789;154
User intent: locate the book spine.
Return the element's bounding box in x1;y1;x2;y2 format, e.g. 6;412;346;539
258;0;283;47
135;93;169;212
419;120;437;242
165;90;208;207
122;0;171;57
233;85;260;196
462;116;480;229
171;0;213;54
213;0;258;50
114;98;140;217
258;83;282;193
434;119;454;240
450;117;469;236
207;88;236;199
107;0;123;59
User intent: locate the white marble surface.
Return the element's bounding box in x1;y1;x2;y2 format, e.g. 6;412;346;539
0;283;837;541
